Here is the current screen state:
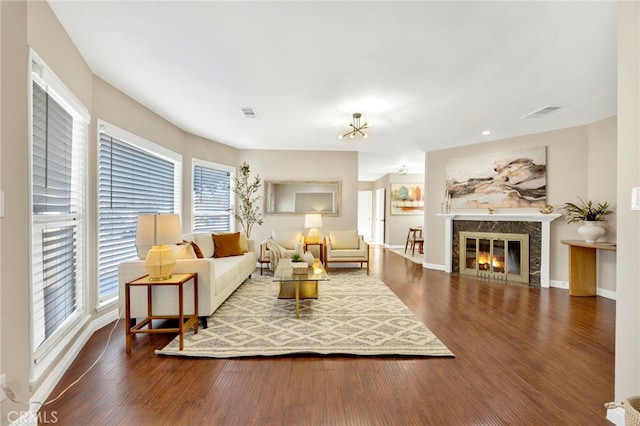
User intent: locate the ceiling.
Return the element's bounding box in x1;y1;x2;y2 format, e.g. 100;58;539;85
48;1;617;181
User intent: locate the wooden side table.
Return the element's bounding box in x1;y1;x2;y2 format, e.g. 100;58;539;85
561;240;616;296
305;241;325;265
125;272;198;354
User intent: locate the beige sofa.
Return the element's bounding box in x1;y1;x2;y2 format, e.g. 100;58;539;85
118;232;256;328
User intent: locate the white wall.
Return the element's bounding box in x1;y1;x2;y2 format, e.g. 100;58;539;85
615;0;640;404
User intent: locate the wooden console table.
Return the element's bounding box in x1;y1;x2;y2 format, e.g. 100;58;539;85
561;240;616;296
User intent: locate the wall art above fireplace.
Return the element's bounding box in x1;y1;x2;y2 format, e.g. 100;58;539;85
445;146;546;209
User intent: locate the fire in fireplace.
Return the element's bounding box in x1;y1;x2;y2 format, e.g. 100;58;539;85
459;231;529;283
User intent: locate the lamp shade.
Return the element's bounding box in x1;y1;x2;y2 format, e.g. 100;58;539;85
304;214;323;229
304;214;322;244
135;214;182;280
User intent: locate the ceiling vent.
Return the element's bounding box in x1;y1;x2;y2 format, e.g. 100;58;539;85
240;107;259;119
521;105;565;119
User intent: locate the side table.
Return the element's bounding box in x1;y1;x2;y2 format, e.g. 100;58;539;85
125;272;198;354
305;241;325;265
561;240;616;296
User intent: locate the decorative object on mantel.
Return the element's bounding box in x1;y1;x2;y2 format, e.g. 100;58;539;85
487;207;495;214
440;190;451;214
539;204;554;214
563;197;613;243
233;162;264;238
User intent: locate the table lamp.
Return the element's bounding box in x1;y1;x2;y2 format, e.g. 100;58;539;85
136;213;182;280
304;213;323;244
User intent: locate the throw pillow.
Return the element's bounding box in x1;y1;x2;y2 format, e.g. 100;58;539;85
329;229;360;249
239;231;249;253
171;243;197;260
192;233;215;258
212;232;243;258
180;240;204;259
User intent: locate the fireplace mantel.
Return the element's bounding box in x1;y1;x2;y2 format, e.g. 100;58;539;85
438;212;561;287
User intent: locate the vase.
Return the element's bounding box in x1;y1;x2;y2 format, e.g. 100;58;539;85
303;251;315;266
577;221;605;243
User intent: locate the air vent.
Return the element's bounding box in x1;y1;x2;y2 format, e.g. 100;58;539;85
240;107;259;119
521;105;564;119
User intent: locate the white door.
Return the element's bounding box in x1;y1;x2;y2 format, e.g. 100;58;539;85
374;187;385;245
357;191;373;242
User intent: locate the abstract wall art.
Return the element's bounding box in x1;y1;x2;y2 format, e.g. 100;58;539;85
445;147;546;209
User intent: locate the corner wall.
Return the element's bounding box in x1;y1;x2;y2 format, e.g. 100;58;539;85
615;0;640;403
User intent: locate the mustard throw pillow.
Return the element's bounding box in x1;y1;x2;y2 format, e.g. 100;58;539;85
213;232;243;258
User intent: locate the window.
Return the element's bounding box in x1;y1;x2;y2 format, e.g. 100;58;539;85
30;51;90;381
192;159;234;233
97;122;181;305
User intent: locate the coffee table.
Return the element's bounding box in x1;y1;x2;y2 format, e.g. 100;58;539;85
273;259;329;318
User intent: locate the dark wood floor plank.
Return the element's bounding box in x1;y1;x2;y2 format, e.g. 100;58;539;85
39;246;614;425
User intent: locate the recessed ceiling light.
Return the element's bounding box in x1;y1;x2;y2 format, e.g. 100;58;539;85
482;130;491;136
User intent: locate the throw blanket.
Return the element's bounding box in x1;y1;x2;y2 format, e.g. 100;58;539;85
263;238;291;271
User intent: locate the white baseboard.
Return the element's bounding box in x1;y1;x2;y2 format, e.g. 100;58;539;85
549;279;569;290
423;262;445;271
12;308;120;426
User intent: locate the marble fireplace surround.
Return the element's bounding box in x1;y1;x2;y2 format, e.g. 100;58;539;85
438;213;562;288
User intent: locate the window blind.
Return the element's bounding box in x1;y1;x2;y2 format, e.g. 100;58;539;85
31;80;86;350
98;133;178;302
193;163;233;233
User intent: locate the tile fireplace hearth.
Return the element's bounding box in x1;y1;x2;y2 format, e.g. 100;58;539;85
438;213;561;288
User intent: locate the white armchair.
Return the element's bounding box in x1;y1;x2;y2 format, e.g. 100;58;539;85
260;230;304;271
325;229;370;274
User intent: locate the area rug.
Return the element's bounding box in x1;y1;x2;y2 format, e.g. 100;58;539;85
156;270;453;358
391;248;424;264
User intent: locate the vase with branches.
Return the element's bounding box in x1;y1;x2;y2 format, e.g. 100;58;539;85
233;162;263;239
562;197;612;223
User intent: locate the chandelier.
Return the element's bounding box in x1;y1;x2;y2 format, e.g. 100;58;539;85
338;113;371;140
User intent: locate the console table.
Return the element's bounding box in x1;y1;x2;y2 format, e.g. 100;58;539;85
561;240;616;296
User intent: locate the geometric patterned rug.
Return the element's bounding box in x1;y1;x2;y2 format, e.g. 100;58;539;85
156;270;454;358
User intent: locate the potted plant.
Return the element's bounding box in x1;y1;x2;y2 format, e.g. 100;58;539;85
233;162;264;239
563;197;613;242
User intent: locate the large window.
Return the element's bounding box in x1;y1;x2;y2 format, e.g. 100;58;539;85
97;122;181;305
30;51;90;381
192;159;234;233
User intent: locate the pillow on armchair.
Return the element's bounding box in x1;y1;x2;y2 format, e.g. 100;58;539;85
329;229;360;249
271;230;303;250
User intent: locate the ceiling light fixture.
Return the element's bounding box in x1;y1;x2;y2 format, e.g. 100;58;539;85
398;165;408;175
338;113;371;140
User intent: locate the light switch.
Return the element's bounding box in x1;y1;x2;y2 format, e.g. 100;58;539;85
632;187;640;211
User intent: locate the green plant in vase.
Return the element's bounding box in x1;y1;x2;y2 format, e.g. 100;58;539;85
563;197;613;242
290;253;303;263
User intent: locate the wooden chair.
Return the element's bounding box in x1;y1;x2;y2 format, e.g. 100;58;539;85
405;227;424;256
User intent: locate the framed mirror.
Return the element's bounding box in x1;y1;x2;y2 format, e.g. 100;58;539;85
264;180;341;216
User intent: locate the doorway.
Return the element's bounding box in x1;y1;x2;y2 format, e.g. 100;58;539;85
374;187;385;245
357;191;373;242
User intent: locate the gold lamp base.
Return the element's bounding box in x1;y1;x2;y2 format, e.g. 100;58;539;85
144;244;176;281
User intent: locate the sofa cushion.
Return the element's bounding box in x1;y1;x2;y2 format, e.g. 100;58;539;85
213;232;243;258
271;230;302;250
171;243;198;259
329;229;360;249
190;233;214;258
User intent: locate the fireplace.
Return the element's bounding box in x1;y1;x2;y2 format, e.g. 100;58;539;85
459;231;529;283
438;213;561;288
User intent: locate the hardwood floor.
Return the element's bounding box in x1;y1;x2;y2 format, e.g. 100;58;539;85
40;247;615;425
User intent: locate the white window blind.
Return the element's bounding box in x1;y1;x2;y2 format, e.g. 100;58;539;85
98;128;180;303
192;160;234;233
30;51;89;377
